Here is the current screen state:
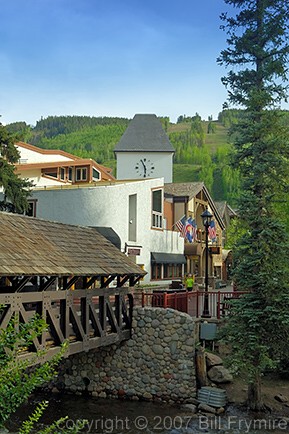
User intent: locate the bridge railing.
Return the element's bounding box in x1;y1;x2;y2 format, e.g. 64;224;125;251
0;287;133;362
141;290;246;319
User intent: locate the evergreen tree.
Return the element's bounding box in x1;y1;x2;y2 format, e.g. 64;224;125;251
0;123;33;213
218;0;289;410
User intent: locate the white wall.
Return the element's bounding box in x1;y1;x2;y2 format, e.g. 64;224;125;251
16;145;74;164
17;169;67;187
116;152;173;183
31;178;183;283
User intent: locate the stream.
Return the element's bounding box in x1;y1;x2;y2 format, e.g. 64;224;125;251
6;392;289;434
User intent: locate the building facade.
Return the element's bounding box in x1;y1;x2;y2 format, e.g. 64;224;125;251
28;178;185;284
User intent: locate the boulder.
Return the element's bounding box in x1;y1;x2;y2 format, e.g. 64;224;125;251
207;366;233;383
181;404;197;413
205;352;223;368
274;393;288;403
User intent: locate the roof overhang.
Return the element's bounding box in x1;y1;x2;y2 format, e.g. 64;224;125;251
151;252;186;265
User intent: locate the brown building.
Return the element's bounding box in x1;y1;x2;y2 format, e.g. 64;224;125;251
164;182;225;284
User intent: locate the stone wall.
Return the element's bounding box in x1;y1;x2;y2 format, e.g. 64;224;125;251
52;307;197;403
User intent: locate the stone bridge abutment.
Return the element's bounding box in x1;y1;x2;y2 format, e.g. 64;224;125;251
51;307;197;404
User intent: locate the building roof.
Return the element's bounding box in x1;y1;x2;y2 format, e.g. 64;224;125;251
164;182;225;230
114;114;175;153
164;182;205;199
0;212;145;277
215;201;238;219
16;141;82;161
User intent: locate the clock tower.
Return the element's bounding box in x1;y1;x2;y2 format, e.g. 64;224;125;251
114;114;175;183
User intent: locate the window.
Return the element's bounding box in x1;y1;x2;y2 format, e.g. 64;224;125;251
151;264;162;280
163;264;183;279
92;168;100;180
151;263;183;281
152;189;163;229
75;167;87;182
60;167;65;181
68;167;73;182
43;169;58;179
25;200;37;217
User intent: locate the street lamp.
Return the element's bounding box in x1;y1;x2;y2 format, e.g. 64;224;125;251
201;207;213;318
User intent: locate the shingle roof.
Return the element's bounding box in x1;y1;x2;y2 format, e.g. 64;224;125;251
114;114;175;153
215;201;238;219
215;201;227;218
0;212;145;277
164;182;205;199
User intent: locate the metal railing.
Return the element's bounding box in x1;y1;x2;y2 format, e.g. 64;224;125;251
141;290;246;319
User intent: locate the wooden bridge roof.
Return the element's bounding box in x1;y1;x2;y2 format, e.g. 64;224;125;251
0;212;145;277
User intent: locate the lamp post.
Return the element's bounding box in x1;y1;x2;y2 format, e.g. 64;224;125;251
201;207;213;318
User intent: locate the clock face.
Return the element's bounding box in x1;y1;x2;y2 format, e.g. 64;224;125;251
135;158;155;178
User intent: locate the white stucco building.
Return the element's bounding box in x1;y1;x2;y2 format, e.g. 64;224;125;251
29;178;185;284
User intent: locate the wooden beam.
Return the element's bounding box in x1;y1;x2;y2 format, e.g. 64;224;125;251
98;295;107;334
100;275;115;288
129;275;142;286
63;276;79;291
117;275;130;287
106;298;120;333
13;276;32;292
83;276;98;289
39;276;56;292
46;305;65;346
69;304;86;341
88;300;104;337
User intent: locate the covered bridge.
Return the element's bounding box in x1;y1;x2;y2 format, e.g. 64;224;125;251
0;211;145;361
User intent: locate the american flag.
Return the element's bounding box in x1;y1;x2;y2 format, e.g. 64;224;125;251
208;220;217;241
175;215;187;238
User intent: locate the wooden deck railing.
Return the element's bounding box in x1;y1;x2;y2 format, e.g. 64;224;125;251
141;290;246;319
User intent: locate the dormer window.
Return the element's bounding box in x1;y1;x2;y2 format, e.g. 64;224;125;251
76;167;87;182
92;167;100;181
68;167;73;181
43;169;58;179
60;167;65;181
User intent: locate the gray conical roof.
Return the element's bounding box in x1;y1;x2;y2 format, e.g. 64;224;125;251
114;114;175;153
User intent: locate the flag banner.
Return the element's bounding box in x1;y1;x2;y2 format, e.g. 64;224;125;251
208;220;217;241
175;215;187;238
185;217;198;243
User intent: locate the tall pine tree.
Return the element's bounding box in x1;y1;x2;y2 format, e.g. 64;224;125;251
218;0;289;410
0;122;32;213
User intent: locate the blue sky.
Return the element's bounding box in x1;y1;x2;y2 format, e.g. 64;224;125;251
0;0;230;126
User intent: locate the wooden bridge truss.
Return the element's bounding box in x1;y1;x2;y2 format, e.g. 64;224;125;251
0;275;141;362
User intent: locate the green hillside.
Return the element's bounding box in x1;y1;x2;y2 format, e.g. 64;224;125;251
167;117;239;203
7;113;239;205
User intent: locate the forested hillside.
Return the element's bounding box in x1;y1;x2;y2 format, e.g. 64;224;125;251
9;109;286;206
